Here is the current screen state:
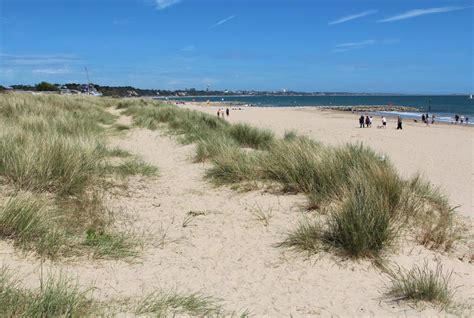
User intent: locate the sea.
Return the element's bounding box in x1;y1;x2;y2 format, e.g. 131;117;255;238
167;95;474;124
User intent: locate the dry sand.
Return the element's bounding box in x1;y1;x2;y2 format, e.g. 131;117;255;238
185;104;474;219
1;106;473;316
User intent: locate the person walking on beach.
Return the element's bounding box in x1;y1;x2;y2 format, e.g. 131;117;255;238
217;109;220;118
369;116;373;127
421;114;426;123
359;115;365;128
397;116;403;130
226;108;230;117
365;115;370;128
431;114;435;124
382;116;387;129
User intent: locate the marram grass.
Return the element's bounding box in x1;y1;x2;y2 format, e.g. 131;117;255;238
0;93;150;259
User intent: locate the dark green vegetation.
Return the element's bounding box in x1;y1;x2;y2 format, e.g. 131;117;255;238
0;267;94;317
387;263;455;307
35;81;59;92
122;102;456;259
0;94;157;259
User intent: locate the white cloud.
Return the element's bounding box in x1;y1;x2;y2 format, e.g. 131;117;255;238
0;53;79;66
209;15;236;29
32;68;71;75
155;0;181;10
333;40;376;53
329;9;378;25
379;6;467;22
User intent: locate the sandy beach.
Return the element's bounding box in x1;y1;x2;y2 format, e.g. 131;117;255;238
184;104;474;219
1;102;472;316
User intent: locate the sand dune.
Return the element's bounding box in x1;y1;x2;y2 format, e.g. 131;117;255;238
1;107;472;316
185;104;474;220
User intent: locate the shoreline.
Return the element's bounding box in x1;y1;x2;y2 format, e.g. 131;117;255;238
180;101;474;127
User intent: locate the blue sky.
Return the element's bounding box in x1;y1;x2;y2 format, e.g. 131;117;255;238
0;0;473;93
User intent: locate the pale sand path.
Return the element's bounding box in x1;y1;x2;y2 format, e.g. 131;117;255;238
185;104;474;219
0;109;472;316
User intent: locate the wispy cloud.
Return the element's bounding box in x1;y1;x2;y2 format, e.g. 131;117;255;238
209;15;236;29
329;9;378;25
0;53;79;66
336;40;376;48
379;6;468;22
333;40;376;53
155;0;181;10
32;68;72;75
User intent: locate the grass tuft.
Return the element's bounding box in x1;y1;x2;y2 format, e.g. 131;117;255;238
0;266;94;317
277;220;322;254
324;173;399;257
135;291;222;317
205;147;260;185
387;262;455;307
0;192;67;258
108;159;158;177
228;123;274;150
83;228;138;259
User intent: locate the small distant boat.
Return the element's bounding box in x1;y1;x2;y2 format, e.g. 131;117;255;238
469;94;473;100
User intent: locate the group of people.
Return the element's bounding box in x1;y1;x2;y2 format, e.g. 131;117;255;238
421;113;436;125
358;115;374;128
358;115;403;129
217;107;230;118
453;114;469;124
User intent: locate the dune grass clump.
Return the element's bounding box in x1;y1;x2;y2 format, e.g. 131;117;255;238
194;134;240;162
135;291;223;317
0;267;94;317
258;137;323;193
402;176;455;250
0;131;104;196
324;175;400;257
107;158;158;177
387;263;455;307
276;221;322;254
283;130;297;140
0;192;68;258
0;94;144;259
205;147;261;185
228;123;274;150
83;228;138;259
